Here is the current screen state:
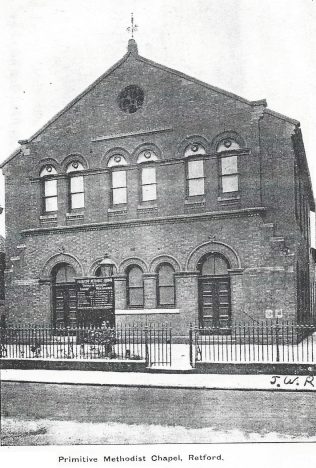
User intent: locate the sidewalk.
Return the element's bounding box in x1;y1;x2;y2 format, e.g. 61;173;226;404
1;368;316;392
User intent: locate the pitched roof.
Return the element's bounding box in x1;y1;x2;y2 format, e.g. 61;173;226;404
0;39;299;168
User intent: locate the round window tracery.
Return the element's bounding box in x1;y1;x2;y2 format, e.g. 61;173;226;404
137;150;159;164
40;165;57;177
108;155;127;167
66;161;84;173
184;143;206;157
118;85;144;114
217;138;241;152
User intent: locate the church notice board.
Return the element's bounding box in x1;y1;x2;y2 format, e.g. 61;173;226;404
75;277;114;309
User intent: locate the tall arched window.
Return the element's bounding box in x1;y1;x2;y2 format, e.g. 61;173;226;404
157;263;175;307
185;143;206;197
127;265;144;307
217;139;240;194
66;161;85;209
137;150;158;202
40;165;58;213
108;155;127;205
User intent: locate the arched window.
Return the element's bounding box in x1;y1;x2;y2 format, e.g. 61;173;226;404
66;161;85;209
127;265;144;307
157;263;175;307
40;165;58;213
217;139;240;194
137;150;158;202
52;263;76;283
200;254;229;276
108;155;127;205
184;143;206;197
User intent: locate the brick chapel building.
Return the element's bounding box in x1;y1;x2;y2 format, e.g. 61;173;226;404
1;38;315;333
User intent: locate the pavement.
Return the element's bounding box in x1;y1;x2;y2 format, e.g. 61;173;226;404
1;368;316;392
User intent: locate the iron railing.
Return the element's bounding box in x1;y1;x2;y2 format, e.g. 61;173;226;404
190;321;316;366
0;323;172;366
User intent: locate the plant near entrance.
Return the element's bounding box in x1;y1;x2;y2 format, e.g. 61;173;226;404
0;322;171;366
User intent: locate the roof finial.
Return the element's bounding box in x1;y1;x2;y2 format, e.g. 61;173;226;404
127;13;138;39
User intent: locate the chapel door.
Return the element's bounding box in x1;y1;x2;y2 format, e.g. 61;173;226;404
52;263;77;327
198;253;231;330
199;277;231;328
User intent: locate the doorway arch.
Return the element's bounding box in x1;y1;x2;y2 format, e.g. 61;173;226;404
198;253;231;329
52;263;77;327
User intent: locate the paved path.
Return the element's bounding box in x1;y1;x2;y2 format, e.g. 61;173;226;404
1;368;316;391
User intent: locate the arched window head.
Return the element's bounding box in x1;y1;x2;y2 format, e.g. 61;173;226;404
52;263;76;283
108;155;127;168
199;254;230;276
40;165;57;177
217;139;240;153
127;265;144;307
66;161;85;173
137;150;158;164
40;165;58;213
184;143;206;157
157;263;175;307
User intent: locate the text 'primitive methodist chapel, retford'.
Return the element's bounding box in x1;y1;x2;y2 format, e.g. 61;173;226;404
2;38;315;335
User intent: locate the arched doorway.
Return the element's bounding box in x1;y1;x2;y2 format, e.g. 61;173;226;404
52;263;77;327
198;253;231;329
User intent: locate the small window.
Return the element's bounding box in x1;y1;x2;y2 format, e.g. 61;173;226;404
187;159;205;196
66;161;85;209
157;263;175;306
40;165;58;213
220;156;238;193
141;166;157;201
127;266;144;307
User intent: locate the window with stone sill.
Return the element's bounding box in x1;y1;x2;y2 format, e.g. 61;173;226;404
157;263;176;307
40;165;58;213
137;150;158;203
108;155;128;206
186;158;205;197
219;155;239;195
126;265;144;308
66;161;85;210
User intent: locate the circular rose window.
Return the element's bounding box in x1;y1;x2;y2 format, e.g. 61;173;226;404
118;85;144;114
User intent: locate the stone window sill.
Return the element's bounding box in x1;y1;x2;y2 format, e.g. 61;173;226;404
185;197;205;205
66;212;84;220
40;214;57;220
108;206;127;213
137;203;158;210
217;194;240;202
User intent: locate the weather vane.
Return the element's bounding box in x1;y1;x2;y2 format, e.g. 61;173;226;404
127;13;138;39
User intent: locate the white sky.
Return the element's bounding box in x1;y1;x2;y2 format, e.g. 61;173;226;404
1;0;316;239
